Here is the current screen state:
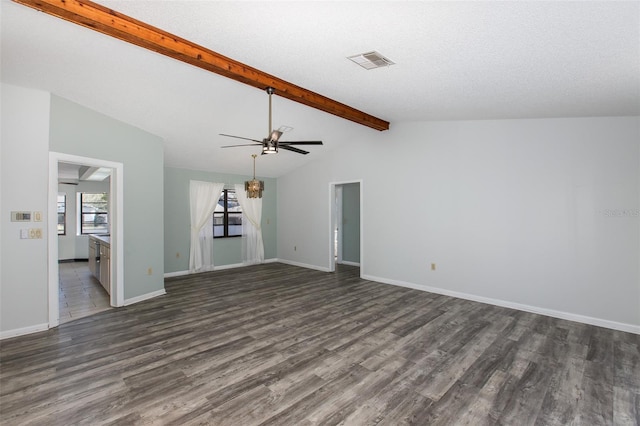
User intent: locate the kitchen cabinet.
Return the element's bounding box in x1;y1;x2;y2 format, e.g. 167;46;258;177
88;235;110;295
88;238;98;277
99;244;110;294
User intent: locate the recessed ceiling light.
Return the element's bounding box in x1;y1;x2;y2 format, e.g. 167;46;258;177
347;51;395;70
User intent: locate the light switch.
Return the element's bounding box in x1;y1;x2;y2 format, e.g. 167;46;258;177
33;211;42;222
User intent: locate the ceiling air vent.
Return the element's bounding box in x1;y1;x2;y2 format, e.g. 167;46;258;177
347;51;395;70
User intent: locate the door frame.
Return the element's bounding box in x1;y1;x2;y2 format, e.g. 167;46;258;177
335;185;343;264
48;152;124;327
329;180;363;274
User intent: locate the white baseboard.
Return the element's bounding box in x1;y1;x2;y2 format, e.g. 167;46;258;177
163;258;280;278
277;258;331;273
0;323;49;340
164;270;190;278
339;261;361;267
124;289;166;306
362;274;640;335
213;262;245;271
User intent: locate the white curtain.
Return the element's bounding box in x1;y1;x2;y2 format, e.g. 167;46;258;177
234;184;264;265
189;180;224;272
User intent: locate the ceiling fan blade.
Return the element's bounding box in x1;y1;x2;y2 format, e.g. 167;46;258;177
279;145;309;155
278;141;323;145
219;133;263;143
221;144;263;148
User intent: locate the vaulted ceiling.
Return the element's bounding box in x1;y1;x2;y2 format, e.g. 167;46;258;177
2;1;639;177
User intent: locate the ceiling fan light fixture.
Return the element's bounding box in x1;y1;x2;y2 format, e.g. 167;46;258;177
262;146;277;155
262;139;278;155
245;154;264;198
220;86;322;155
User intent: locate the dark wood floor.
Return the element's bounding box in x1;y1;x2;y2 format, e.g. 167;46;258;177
1;263;638;425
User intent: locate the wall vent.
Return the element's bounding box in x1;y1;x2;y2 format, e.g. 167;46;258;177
347;51;395;70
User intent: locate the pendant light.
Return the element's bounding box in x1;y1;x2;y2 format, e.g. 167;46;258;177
244;154;264;198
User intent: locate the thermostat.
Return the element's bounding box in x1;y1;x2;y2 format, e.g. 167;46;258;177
11;211;31;222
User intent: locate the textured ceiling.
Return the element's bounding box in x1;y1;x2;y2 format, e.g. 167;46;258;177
2;1;639;177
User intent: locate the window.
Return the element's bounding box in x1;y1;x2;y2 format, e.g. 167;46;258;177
57;193;66;235
214;189;242;238
80;192;109;234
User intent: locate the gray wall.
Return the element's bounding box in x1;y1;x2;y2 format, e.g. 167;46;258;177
341;183;360;264
1;83;51;334
164;166;277;274
277;116;640;332
49;95;165;301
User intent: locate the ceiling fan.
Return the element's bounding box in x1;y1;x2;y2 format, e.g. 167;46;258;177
220;87;323;155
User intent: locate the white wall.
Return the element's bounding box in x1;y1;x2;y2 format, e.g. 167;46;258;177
1;84;51;335
277;116;640;332
58;180;110;260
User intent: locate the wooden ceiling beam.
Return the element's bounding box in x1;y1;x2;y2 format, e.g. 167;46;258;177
12;0;390;131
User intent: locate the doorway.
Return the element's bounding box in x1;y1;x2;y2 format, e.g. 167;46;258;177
48;152;124;328
329;180;362;273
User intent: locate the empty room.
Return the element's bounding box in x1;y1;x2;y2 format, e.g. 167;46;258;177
1;1;639;424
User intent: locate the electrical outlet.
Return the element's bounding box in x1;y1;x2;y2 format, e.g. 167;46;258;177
147;268;153;275
35;228;43;238
431;263;436;271
176;252;180;258
294;246;297;251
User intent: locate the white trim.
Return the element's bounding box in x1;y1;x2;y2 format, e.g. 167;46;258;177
362;273;640;335
0;323;49;340
328;180;363;275
163;258;280;278
124;289;166;306
49;152;125;330
336;185;343;264
164;270;190;278
48;157;60;327
214;262;245;271
339;261;361;267
278;258;330;273
329;184;336;272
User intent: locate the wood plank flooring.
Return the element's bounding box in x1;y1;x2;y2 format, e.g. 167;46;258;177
1;263;638;425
